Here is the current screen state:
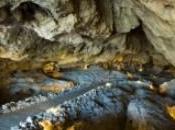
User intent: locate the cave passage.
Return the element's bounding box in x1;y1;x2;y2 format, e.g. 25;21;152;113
1;0;175;130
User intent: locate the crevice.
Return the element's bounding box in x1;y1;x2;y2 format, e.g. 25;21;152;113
13;2;50;23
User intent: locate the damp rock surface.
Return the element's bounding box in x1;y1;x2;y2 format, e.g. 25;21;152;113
1;0;175;130
12;75;175;130
0;67;174;130
0;67;127;129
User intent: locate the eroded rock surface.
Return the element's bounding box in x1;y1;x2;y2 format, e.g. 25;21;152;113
0;66;174;130
10;67;175;130
0;0;174;68
1;0;175;130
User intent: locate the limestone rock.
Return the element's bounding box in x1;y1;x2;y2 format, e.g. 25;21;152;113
132;0;175;66
113;0;140;33
159;79;175;98
0;0;174;68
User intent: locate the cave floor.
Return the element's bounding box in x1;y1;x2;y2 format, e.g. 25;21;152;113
0;66;175;130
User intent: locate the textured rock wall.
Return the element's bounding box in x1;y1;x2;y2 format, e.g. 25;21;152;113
0;0;174;68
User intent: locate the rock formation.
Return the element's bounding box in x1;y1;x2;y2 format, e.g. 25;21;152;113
0;0;174;68
1;0;175;130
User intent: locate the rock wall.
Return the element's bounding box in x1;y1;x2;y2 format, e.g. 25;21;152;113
0;0;174;68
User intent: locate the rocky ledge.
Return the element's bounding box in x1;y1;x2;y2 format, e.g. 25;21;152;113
0;0;175;68
12;67;175;130
0;67;174;130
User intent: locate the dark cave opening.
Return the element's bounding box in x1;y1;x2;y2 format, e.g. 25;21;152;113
13;2;50;22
